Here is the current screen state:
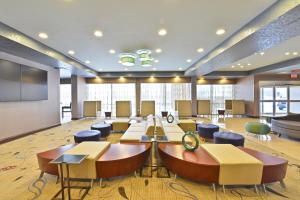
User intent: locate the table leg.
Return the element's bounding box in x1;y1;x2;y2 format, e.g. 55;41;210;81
66;164;71;200
60;164;65;200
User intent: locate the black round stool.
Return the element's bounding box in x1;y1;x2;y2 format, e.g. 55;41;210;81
213;131;245;147
91;123;111;138
197;124;220;139
74;130;101;143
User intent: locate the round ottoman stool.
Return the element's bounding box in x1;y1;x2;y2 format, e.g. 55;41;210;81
74;130;101;143
197;124;219;139
245;122;271;135
213;132;245;147
91;123;111;138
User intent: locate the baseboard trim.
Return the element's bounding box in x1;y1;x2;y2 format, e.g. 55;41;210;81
0;123;61;144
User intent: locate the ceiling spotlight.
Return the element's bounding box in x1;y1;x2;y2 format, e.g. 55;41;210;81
68;50;75;55
118;60;122;64
178;67;183;70
109;49;116;54
240;65;244;68
38;32;48;39
124;68;128;71
285;52;290;56
186;59;192;63
260;52;265;55
155;48;162;53
85;60;90;64
158;28;167;36
293;52;298;55
237;63;241;66
231;65;235;68
216;29;226;35
94;30;103;37
154;59;159;63
247;63;251;66
119;53;136;66
197;48;204;53
98;68;103;71
152;67;157;70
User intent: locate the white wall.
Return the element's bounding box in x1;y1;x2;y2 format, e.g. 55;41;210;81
0;52;60;141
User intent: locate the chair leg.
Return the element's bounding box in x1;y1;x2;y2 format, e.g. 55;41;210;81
280;180;286;189
39;171;44;179
222;185;225;193
211;183;216;192
254;185;259;194
262;184;267;193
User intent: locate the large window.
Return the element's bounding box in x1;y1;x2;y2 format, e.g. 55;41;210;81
86;83;136;116
141;83;191;114
260;85;300;116
197;85;234;114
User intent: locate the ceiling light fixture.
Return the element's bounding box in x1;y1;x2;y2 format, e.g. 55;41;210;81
141;59;153;67
68;50;75;55
119;53;136;67
237;63;241;66
216;29;226;35
155;48;162;53
260;52;265;55
240;65;244;68
247;63;251;66
178;67;183;70
85;60;90;64
109;49;116;54
158;28;167;36
197;48;204;53
186;59;192;63
137;49;152;61
94;30;103;37
231;65;235;68
152;67;157;70
154;59;159;63
124;68;128;71
38;32;48;39
293;52;298;55
285;52;290;56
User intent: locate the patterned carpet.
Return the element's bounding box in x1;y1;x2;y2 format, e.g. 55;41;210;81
0;117;299;200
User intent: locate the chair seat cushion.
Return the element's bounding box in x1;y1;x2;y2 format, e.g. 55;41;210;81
213;132;245;147
74;130;101;143
245;122;270;135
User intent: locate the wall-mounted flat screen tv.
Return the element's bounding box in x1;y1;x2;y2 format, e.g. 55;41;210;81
0;59;48;102
0;60;21;101
21;65;48;101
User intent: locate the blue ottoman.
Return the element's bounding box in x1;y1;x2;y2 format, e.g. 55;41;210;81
74;130;101;143
213;132;245;147
91;123;111;138
197;124;219;139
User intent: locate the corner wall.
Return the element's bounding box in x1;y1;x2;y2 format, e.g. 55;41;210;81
0;52;60;142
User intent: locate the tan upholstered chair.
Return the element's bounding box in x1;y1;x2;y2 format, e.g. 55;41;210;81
83;101;101;117
140;101;155;117
176;100;192;118
197;100;211;115
232;100;245;115
225;99;233;115
116;101;131;117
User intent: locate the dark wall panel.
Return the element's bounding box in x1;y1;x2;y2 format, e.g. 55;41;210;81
0;59;21;101
21;65;48;101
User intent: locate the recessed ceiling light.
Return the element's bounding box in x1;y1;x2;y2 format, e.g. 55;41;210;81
155;48;162;53
186;59;192;63
118;60;122;64
285;52;290;56
158;28;167;36
197;48;204;53
293;52;298;55
216;29;226;35
247;63;251;66
152;67;157;70
98;68;103;71
178;67;183;70
124;67;128;71
85;60;90;64
237;63;241;66
109;49;116;54
154;59;159;63
94;30;103;37
260;52;265;55
68;50;75;55
38;32;48;39
231;65;235;68
240;65;244;68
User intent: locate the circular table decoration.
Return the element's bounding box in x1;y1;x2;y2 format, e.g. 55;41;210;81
182;131;199;152
167;114;174;123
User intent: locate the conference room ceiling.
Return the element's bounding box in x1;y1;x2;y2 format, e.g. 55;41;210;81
0;0;276;73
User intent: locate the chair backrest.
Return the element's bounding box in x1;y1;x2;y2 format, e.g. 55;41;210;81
140;100;155;117
116;101;131;117
225;100;232;110
175;100;192;117
197;100;211;115
232;100;245;115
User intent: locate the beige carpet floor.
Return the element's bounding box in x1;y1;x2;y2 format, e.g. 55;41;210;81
0;117;299;200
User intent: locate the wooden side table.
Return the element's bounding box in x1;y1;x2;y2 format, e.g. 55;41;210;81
50;154;89;200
